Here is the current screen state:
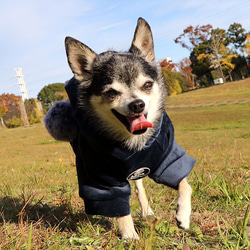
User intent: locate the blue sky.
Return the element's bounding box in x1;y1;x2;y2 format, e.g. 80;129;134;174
1;0;250;98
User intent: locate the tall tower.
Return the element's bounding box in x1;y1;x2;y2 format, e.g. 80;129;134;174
14;68;29;126
15;68;29;101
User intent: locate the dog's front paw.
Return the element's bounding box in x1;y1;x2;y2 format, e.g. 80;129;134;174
176;211;190;230
117;215;140;241
176;203;191;230
122;231;140;241
142;205;155;218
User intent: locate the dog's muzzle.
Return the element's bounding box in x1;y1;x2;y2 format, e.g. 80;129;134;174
112;107;153;135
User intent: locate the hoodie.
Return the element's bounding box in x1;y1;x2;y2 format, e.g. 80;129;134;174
65;78;196;217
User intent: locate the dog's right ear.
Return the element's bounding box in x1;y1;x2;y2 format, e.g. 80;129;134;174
65;37;97;83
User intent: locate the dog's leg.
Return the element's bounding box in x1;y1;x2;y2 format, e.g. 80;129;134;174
176;177;192;230
117;214;140;240
135;179;154;217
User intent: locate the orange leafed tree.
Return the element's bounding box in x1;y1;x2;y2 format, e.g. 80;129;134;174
0;93;21;121
177;58;194;88
0;94;9;118
159;59;176;71
175;24;213;51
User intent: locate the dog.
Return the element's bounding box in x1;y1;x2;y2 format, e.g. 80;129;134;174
44;17;195;240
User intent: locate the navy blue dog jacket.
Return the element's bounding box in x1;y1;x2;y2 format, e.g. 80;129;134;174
65;78;196;218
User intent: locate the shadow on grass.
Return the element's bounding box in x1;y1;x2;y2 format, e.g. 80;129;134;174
0;195;112;232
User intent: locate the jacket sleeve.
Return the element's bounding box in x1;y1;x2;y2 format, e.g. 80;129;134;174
73;136;132;218
149;113;196;190
149;139;195;189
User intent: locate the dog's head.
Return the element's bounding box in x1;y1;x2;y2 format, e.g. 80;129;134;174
65;18;166;149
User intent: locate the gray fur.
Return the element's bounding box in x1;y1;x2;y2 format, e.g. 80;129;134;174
44;101;77;142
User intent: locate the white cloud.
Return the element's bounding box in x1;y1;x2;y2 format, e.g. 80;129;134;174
101;20;129;31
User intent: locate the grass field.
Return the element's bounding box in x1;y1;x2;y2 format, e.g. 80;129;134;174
0;79;249;249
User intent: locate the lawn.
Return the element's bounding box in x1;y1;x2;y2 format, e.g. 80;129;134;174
0;79;249;249
167;78;250;107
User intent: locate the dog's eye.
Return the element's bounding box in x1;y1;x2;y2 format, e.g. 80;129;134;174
143;81;153;90
103;89;119;99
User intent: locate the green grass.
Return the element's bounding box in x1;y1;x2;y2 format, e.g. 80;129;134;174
0;80;249;249
167;78;250;106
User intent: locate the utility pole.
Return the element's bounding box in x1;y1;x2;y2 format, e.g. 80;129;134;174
15;68;29;102
14;68;29;126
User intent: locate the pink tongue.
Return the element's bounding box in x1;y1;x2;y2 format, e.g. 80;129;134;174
126;114;153;134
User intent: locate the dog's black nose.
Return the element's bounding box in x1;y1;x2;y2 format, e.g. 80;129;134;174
129;99;145;113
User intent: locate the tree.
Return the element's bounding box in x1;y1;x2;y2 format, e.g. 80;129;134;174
175;24;214;86
0;95;8;118
37;83;67;113
231;55;249;80
177;58;194;88
24;98;42;124
175;72;188;92
159;58;176;71
0;93;23;128
220;54;238;81
175;24;213;51
208;29;228;82
0;94;21;121
198;29;238;82
227;23;247;53
243;34;250;56
161;68;182;95
190;42;213;86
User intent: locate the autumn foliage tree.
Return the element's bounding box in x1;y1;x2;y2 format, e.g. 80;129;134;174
161;68;182;95
0;94;21;119
177;58;194;88
175;24;212;51
159;58;187;95
197;28;238;82
0;96;8;118
159;58;176;71
0;93;22;128
175;24;214;86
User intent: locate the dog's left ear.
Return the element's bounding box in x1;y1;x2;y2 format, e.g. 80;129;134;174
130;17;155;62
